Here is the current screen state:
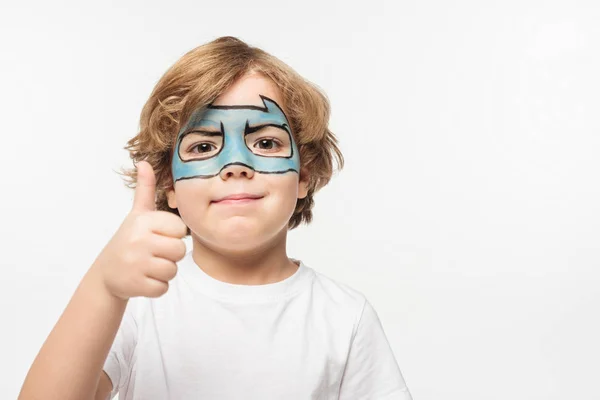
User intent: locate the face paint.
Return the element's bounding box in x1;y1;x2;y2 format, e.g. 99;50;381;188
172;95;300;182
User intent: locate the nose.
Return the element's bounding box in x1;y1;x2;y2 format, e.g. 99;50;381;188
219;163;255;180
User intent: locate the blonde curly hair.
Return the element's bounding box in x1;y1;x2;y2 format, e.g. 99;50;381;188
120;36;344;232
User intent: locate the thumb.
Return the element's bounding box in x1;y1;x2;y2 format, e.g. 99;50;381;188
132;160;157;212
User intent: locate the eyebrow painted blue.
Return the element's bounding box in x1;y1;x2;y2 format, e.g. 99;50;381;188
172;95;300;182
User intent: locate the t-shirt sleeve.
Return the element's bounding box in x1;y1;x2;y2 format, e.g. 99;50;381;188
338;298;412;400
102;298;139;399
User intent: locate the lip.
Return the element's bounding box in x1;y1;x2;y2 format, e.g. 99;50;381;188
211;193;265;204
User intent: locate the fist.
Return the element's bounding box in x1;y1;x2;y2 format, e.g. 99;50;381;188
94;161;188;300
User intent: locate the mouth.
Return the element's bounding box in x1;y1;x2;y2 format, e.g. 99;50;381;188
211;193;265;205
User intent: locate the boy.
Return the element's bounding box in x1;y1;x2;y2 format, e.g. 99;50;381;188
19;36;412;399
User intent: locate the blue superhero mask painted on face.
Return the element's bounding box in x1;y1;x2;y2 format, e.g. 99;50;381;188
172;95;300;182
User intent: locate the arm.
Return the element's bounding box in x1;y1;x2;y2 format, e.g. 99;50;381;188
96;371;114;400
18;264;127;400
338;299;412;400
94;371;113;400
19;161;185;400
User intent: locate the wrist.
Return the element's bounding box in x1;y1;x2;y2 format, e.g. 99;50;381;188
87;262;129;304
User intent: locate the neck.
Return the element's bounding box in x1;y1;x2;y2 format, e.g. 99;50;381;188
190;227;299;285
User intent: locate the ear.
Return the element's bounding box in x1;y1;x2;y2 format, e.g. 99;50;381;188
297;167;309;200
167;187;177;209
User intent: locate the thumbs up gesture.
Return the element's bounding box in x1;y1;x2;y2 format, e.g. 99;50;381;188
93;161;188;300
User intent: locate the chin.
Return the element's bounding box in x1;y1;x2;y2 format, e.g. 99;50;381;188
220;227;262;246
203;233;269;254
202;220;290;255
193;221;271;251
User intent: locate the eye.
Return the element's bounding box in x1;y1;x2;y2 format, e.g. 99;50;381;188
254;138;280;151
191;143;217;153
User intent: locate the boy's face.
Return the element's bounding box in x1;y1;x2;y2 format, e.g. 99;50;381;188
167;72;308;251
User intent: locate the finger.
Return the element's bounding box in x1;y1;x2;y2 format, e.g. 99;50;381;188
140;277;169;298
148;211;188;238
145;257;178;283
149;234;187;262
132;161;157;212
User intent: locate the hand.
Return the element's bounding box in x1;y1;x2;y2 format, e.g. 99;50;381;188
93;161;188;300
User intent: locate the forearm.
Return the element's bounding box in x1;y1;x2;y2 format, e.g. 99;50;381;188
18;264;127;400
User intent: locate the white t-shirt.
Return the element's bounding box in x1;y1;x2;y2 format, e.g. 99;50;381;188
103;251;412;399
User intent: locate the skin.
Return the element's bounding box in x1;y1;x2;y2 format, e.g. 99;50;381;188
20;71;306;400
19;160;188;400
167;71;309;285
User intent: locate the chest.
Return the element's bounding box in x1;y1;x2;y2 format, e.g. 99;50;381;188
131;296;355;399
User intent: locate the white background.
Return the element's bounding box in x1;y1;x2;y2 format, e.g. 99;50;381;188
1;1;599;399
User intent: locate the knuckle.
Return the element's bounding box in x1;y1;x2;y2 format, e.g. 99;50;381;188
157;210;175;221
129;229;151;249
147;281;168;298
177;241;187;258
167;263;178;280
178;219;188;232
165;213;187;231
133;213;154;234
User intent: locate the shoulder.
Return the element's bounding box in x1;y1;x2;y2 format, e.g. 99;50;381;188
306;265;369;325
311;268;366;303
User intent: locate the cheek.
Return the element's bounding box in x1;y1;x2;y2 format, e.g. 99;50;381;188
264;174;300;209
172;173;300;230
173;180;212;217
